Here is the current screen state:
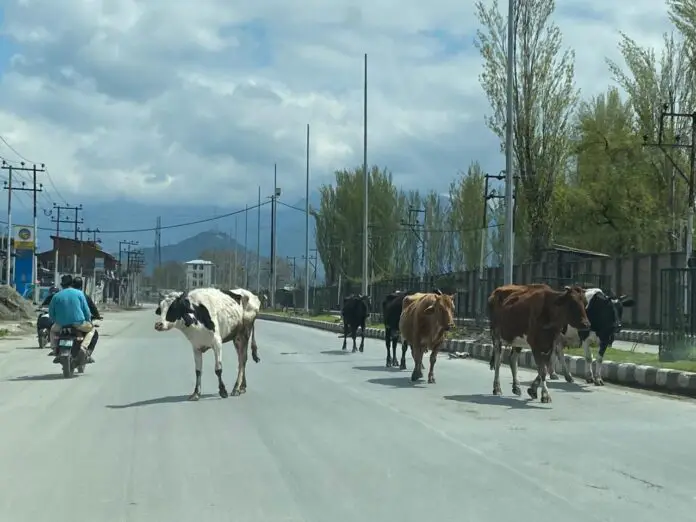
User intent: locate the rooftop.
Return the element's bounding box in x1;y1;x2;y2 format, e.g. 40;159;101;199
185;259;213;265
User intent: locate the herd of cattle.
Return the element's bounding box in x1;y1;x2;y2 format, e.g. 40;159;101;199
154;282;633;405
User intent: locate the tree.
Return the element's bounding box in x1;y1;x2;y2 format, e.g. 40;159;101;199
152;261;185;289
312;166;399;285
475;0;578;260
448;162;485;269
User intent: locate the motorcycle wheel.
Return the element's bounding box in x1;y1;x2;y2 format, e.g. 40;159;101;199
60;355;74;378
38;330;49;350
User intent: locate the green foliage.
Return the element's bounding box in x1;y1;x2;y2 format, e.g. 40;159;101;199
310;0;696;280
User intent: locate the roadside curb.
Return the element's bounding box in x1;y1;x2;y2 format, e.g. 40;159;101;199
259;313;696;398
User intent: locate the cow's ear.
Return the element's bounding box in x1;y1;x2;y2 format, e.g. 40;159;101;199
621;297;635;307
155;307;161;315
449;293;456;300
423;304;436;314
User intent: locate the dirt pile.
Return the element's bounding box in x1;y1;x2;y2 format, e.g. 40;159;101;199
0;285;35;321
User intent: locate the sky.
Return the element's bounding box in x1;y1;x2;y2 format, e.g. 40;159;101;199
0;0;675;252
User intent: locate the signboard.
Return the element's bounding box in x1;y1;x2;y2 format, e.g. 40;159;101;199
94;257;105;272
14;249;33;297
13;225;34;250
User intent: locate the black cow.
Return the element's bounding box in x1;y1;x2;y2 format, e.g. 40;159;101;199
551;287;634;385
340;294;370;353
382;290;416;368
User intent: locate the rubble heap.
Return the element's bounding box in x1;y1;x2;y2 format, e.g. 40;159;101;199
0;285;35;321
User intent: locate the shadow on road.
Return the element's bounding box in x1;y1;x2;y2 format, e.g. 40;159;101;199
443;394;546;409
16;346;42;350
547;380;592;393
106;394;217;409
366;376;424;388
353;365;404;373
7;373;71;381
320;350;352;355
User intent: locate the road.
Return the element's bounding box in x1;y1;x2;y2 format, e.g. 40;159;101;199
0;308;694;521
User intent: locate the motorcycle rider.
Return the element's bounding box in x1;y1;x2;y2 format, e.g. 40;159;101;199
37;286;58;345
40;286;59;307
70;276;101;363
48;274;94;364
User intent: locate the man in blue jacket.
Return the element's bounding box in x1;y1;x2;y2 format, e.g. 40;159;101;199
48;274;94;364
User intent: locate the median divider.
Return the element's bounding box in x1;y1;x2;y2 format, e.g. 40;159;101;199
259;313;696;398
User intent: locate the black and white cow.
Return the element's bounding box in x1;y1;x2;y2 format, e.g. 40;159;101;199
339;294;371;352
382;290;416;368
154;288;256;401
550;288;635;385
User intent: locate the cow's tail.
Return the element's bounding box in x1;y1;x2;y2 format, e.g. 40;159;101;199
251;319;260;363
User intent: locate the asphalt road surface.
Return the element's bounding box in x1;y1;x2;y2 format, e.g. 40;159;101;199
0;308;694;522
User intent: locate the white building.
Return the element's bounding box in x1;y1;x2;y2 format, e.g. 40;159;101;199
185;259;214;289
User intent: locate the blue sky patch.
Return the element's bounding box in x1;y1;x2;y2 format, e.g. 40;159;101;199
419;29;470;59
0;8;16;78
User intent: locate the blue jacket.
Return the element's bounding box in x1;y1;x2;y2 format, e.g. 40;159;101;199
48;287;91;327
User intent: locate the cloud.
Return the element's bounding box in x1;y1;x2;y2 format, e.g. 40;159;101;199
0;0;673;212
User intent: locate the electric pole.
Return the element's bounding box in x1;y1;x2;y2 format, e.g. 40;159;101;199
361;52;369;296
305;122;310;312
155;216;162;267
256;186;261;295
286;256;296;281
233;215;238;287
51;203;82;281
269;167;281;308
244;205;249;288
1;161;45;298
118;240;138;278
400;206;426;283
503;0;515;285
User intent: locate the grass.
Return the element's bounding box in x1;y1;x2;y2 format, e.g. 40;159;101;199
564;347;696;373
0;328;9;338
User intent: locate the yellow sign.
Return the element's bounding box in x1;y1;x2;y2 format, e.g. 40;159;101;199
13;225;34;250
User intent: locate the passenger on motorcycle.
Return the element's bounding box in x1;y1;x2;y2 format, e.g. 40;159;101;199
70;276;101;363
48;274;94;364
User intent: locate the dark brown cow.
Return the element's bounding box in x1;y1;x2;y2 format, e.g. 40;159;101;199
399;291;456;384
488;284;590;403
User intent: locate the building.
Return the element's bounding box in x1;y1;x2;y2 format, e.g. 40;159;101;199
37;236;118;276
185;259;214;289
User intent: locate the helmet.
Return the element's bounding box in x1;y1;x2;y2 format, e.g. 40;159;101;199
71;276;83;290
60;274;73;288
49;286;59;295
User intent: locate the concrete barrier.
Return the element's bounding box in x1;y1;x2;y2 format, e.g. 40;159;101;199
259;313;696;398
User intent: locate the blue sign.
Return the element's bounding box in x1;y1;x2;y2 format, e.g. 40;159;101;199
14;250;33;297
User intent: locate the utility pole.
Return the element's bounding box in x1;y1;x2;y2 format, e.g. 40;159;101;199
269;166;281;308
400;206;426;283
155;216;162;267
302;248;319;307
305;123;310;312
118;240;138;281
256;186;261;295
233;215;238;287
503;0;515;285
244;205;249;288
286;256;297;281
1;161;45;297
361;52;369;296
51;203;82;280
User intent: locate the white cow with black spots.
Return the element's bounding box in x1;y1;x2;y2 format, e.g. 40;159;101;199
154;287;256;400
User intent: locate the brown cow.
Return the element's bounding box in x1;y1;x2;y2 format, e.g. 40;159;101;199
488;284;590;403
399;291;456;383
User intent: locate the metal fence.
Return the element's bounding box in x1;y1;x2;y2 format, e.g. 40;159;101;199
659;268;696;361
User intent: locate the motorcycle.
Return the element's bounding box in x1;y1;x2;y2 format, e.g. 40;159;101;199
55;322;101;377
35;308;52;350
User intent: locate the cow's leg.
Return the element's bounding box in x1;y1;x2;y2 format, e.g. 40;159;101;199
250;320;260;363
359;321;365;352
410;344;424;381
189;348;203;401
391;337;399;367
509;347;522;396
491;331;503;395
351;326;358;353
594;340;609;386
231;332;249;396
211;335;228;399
400;340;408;370
385;327;393;367
539;359;552;403
341;322;348;351
580;334;596;384
427;347;438;384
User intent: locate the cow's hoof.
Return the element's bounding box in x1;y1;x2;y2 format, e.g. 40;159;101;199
564;374;574;383
527;387;538;400
252;354;260;363
541;393;552;404
549;372;559;380
411;371;421;382
493;385;502;396
231;388;241;397
512;384;521;396
585;377;594;384
219;387;228;399
359;346;364;353
188;392;200;401
594;378;604;386
427;376;435;384
393;360;400;368
352;348;357;353
400;363;406;370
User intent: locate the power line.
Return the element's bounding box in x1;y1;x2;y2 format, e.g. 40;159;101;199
0;199;272;234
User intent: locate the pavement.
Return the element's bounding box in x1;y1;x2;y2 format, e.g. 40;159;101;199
0;309;695;521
